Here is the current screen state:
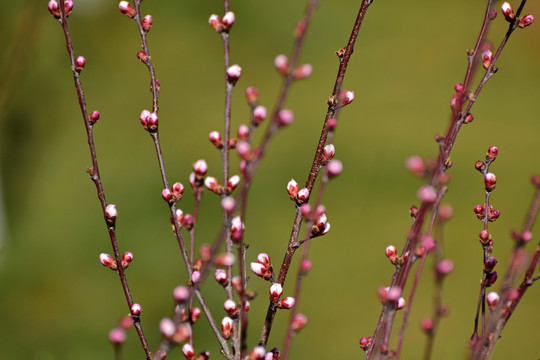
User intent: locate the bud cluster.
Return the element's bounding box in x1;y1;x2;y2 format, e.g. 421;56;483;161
286;179;310;205
208;11;236;33
250;253;273;281
140;109;158;132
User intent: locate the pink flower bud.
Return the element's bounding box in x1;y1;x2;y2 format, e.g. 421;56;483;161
171;182;184;198
487;145;498;158
63;0;73;16
385;245;397;263
191;270;201;284
341;90;355;105
130;303;142;316
182;343;195;359
486;292;499;310
250;262;267;278
257;253;271;267
89;110;100;124
119;1;135;18
269;283;283;301
146;112;158;132
162;188;173;202
139;109;151;127
216;253;235;267
359;336;373;351
227;64;242;84
209;14;222;32
227;175;241;190
193;159;208;176
237;124;250;140
99;253;116;269
173;285;190;303
75;56;86;71
221;196;236;214
287;179;299;198
501;2;515;21
300;259;312;274
406;155;425;177
277;297;295;309
417;185;437;204
221;316;234;338
297;188;310;203
159;317;176;338
293;63;313;80
142;14;153;32
518;14;534;28
274;54;289;75
121;251;134;268
204;176;219;192
397;297;405;310
484;172;497;191
323;144;335;162
455;83;464;94
300;203;312;219
421;317;433;333
222;11;235;28
249;106;267;126
231;216;244;233
386;286;402;301
277;109;294;127
246;86;259;105
209;130;222;147
109;327;126;345
215;269;228;285
137;50;148;63
326;159;343;178
105;204;118;222
327;117;338;130
436;259;454;277
250;346;266;360
224;299;237;315
291;313;308;332
191;307;201;322
236;141;251;159
482;50;493;69
48;0;61;19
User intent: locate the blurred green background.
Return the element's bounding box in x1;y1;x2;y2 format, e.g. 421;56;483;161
1;0;539;359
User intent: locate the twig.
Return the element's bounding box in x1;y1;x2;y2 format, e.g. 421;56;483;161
56;1;151;358
259;0;374;347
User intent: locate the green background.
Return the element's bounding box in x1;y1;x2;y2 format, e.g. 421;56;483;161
1;0;539;359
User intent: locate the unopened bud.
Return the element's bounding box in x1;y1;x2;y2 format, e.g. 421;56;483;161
109;327;127;345
224;299;237;315
482;50;493;69
105;204;118;223
518;15;534;28
173;285;190;303
287;179;299;198
222;11;235;28
221;316;234;339
484;172;497;191
417;185;437;204
121;251;134;269
253;105;267;125
208;14;222;32
291;313;308;332
326;159;343;178
501;2;515;21
277;109;294;127
130;303;142;316
89;110;100;124
182;343;195;359
75;56;86;71
293;63;313;80
277;297;295;309
142;14;153;32
48;0;61;19
226;64;242;84
100;253;116;269
119;1;135;18
297;188;310;203
274;54;289;75
486;291;499;310
246;86;259;105
269;283;283;301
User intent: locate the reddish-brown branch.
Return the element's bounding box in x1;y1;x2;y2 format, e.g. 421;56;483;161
259;0;374;347
56;1;151;357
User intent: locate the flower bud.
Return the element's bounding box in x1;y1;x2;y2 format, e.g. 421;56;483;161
75;56;86;71
208;14;222;32
119;1;136;18
237;124;250;141
253;105;267;125
142;14;153;32
173;285;190;303
396;297;406;310
421;318;433;333
221;316;234;339
300;259;312;274
486;291;499;310
109;327;127;345
215;269;228;285
291;313;308;332
485;271;498;286
251;262;268;278
48;0;61;19
105;204;118;223
222;11;235;28
277;297;295;309
359;336;373;351
277;109;294;127
227;64;242;84
130;303;142;316
227;175;241;191
121;251;134;269
340;90;355;105
89;110;100;124
326;159;343;178
191;270;201;284
385;245;397;263
246;86;259;105
406;155;425;177
269;283;283;301
293;63;313;80
417;185;437;204
518;15;534;28
162;188;173;203
204;176;219;192
63;0;73;16
435;259;454;277
182;343;195;359
297;188;310;203
501;3;515;21
100;253;116;269
482;50;493;69
274;54;289;75
224;299;237;315
287;179;299;198
257;253;271;268
193;159;208;176
322;144;335;163
484;172;497;191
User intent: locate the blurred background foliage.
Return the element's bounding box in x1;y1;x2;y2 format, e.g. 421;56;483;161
1;0;539;359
